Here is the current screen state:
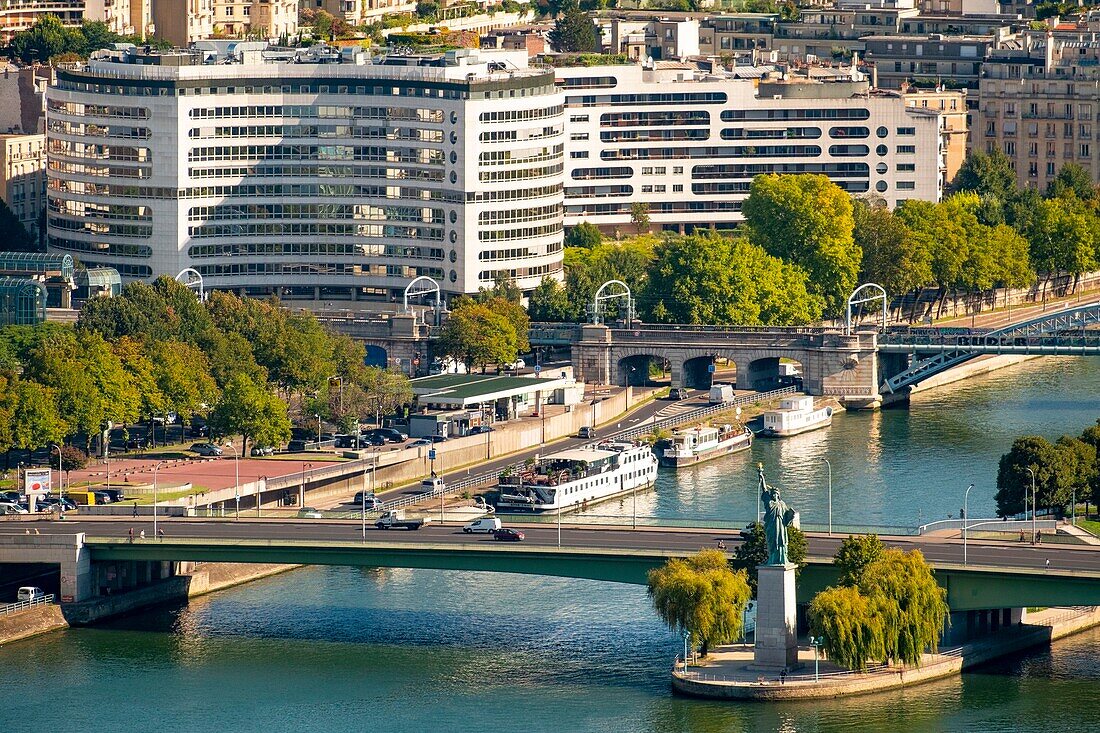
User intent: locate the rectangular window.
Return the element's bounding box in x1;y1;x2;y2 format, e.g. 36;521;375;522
897;127;915;136
897;163;916;172
570;151;588;158
673;184;683;192
1081;143;1091;158
897;181;915;190
570;115;589;123
896;145;916;154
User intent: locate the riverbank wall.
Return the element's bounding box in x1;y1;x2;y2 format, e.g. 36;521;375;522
0;562;299;645
670;606;1100;701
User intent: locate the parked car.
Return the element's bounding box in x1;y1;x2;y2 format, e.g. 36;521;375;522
286;439;309;452
578;426;596;439
190;443;223;457
427;434;448;443
359;433;387;447
463;517;502;534
188;417;209;437
91;491;113;504
16;587;45;603
352;492;384;509
467;425;494;436
370;427;408;443
97;489;126;503
493;528;525;542
0;502;28;515
408;438;432;448
669;387;689;400
0;490;20;503
250;445;275;456
296;507;324;519
151;412;178;424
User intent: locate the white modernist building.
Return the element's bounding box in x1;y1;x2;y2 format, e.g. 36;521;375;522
556;62;946;233
44;45;564;302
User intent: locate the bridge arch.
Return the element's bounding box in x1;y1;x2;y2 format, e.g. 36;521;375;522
615;350;668;387
363;344;388;368
741;355;804;392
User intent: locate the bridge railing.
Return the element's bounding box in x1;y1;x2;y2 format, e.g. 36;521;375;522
0;594;55;616
917;518;1058;535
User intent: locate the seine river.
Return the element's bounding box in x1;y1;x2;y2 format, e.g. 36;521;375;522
2;357;1100;732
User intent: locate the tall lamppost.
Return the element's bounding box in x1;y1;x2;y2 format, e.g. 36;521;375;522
152;460;166;539
300;462;312;508
809;635;825;682
257;475;266;517
314;414;321;443
1026;467;1037;543
820;456;832;535
963;483;974;566
50;444;62;509
681;628;691;673
229;446;240;520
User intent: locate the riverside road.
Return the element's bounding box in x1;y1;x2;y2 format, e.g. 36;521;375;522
10;518;1100;575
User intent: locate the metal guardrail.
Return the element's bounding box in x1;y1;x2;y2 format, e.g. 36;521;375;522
917;518;1058;535
380;386;799;512
0;594;55;616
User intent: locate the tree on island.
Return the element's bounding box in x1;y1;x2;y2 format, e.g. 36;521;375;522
808;545;947;671
730;520;807;597
647;548;752;657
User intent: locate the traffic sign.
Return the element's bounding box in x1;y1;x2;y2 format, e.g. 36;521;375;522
707;363;716;373
534;364;541;374
428;449;437;460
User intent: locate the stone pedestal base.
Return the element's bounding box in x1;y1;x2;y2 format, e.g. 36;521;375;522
752;562;798;671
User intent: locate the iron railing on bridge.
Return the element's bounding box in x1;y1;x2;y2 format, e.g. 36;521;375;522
0;594;55;616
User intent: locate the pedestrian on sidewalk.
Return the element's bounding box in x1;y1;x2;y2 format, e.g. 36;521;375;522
158;528;165;540
139;529;145;540
1046;558;1050;570
128;527;134;543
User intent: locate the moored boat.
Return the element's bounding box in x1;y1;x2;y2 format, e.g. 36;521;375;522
760;396;833;437
658;424;753;468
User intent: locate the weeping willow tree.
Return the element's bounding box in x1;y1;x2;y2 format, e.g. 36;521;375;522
808;546;948;670
647;549;752;656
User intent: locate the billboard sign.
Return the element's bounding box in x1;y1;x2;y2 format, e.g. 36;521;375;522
24;468;51;496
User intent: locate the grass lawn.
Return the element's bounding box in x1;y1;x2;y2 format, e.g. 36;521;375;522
1075;517;1100;537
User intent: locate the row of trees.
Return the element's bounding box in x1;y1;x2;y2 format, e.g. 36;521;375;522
6;17;171;64
0;277;411;458
436;276;531;371
994;419;1100;518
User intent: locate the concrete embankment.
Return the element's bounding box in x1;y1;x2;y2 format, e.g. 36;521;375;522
671;606;1100;701
0;562;299;645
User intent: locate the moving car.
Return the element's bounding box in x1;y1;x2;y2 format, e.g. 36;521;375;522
493;528;525;542
190;443;224;457
467;426;494;436
250;445;275;456
578;426;596;439
352;491;384;509
408;438;432;448
97;489;126;503
669;387;689;400
463;517;502;534
296;507;324;519
16;587;45;602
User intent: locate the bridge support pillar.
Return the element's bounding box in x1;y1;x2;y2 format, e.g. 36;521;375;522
752;563;799;671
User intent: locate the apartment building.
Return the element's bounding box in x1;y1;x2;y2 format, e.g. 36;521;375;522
698;13;777;57
313;0;417;28
212;0;296;39
0;0;84;42
557;62;946;234
44;46;565;301
981;31;1100;189
899;84;969;176
0;133;46;243
152;0;213;45
861;33;995;90
773;6;920;60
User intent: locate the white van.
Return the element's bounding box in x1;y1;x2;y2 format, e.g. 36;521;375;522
463;517;502;534
17;586;45;603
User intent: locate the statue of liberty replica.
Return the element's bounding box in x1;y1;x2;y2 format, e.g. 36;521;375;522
752;464;800;671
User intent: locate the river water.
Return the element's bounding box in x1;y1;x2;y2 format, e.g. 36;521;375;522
2;357;1100;732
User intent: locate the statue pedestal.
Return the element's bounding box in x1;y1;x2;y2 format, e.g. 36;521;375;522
752;562;799;671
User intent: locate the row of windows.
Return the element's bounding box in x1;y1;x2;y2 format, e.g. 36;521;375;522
478;163;563;183
187;203;443;224
188;105;444;123
601;129;710;143
568;92;727;108
49;159;149;178
476;240;562;261
478;145;563;167
188;125;445;143
49;236;152;258
690;179;871;194
479;222;562;242
478;203;562;226
563;185;633;198
690;162;870;180
720;108;871;121
478;263;559;281
187;144;444;165
187;222;444;240
599;111;710;127
479;125;562;143
600;145;824;161
571;166;633;180
466;184;563;203
49;199;151;221
721;127;821;140
194;262;446;279
565;200;743;215
559;76;618;89
48;120;150;139
48;101;150;119
49;215;152;237
49;141;151;162
187;164;445;182
479;105;564;124
48;179;464;204
56;79;471;101
187;242;446;260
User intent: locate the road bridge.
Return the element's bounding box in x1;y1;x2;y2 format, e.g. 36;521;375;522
7;520;1100;612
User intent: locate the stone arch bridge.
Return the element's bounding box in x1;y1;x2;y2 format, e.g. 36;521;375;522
572;324;881;409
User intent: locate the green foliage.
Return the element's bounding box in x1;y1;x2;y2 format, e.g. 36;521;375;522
565;221;603;249
437;302;519;371
148;340;218;421
58;444;88;473
742;173;861;315
548;0;599;52
0;198;35;252
7;379;66;450
548;52;630;67
1047;163;1096;202
954;149;1017;203
854;198;932;296
7;17;164;63
730;520;807;598
647;549;752;656
527;276;573;322
834;534;884;587
995;435;1064;516
809;548;947;671
1014;195;1099;277
564;235;657;321
642;232;824;325
630;201;650;231
209;373;291;455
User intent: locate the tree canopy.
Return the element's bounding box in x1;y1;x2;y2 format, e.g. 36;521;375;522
647;548;752;656
549;0;599;52
730;520;807;597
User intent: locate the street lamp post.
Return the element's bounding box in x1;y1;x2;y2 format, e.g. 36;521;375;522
152;460;166;539
300;462;312;508
681;629;691;673
232;450;240;520
361;472;368;541
50;444;62;510
257;475;266;517
963;483;974;565
1026;467;1037;544
820;457;832;536
809;635;825;682
314;414;321;444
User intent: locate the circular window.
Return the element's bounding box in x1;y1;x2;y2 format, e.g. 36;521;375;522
875;181;888;193
449;171;457;184
877;126;888;138
450;111;458;125
449;270;457;283
449;231;457;244
449;151;457;164
449;210;457;224
876;162;888;174
449;250;457;263
876;144;888;156
450;131;458;145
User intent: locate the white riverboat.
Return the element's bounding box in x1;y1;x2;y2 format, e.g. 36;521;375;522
760;396;833;437
495;442;658;513
658;424;753;468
